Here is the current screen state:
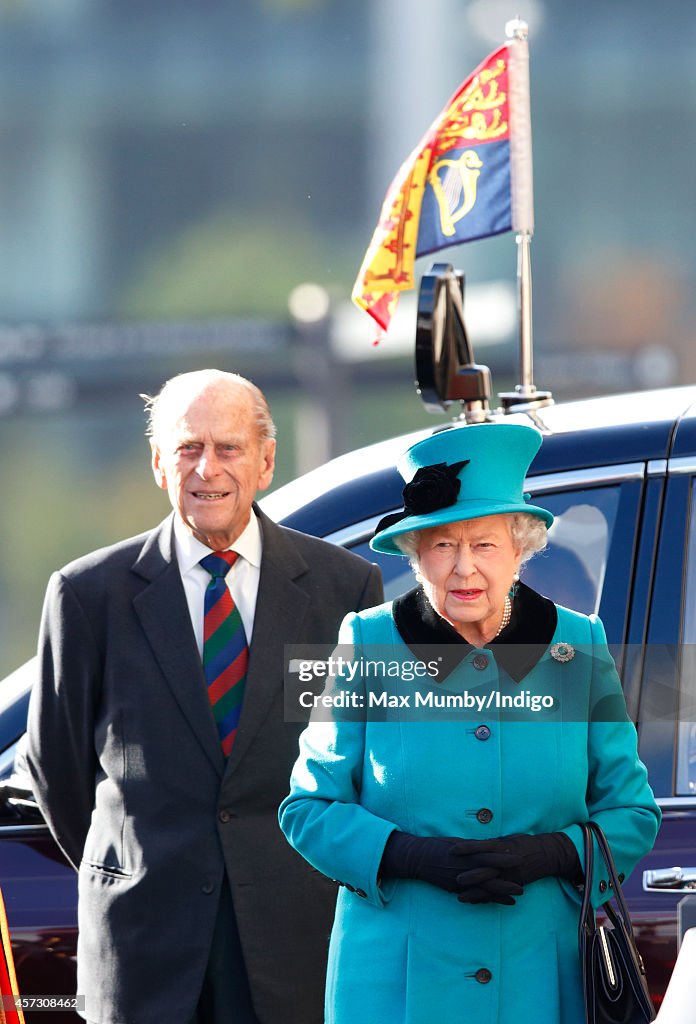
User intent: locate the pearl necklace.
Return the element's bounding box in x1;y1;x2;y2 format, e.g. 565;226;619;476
495;595;512;638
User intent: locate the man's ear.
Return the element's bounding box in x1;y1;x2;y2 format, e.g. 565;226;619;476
257;438;276;493
151;443;168;491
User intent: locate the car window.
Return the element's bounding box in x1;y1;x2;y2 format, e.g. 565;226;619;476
0;659;33;769
518;488;619;615
349;484;620;613
348;540;415;601
0;738;21;782
676;481;696;795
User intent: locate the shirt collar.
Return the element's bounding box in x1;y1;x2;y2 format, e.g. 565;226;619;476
173;509;263;575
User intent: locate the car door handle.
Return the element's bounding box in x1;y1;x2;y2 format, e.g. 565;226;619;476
643;867;696;891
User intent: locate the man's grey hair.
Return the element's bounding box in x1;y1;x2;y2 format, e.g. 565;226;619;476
142;369;277;446
393;512;548;569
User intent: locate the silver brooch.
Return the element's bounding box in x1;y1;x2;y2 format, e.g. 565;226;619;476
550;642;575;663
548;643;577;667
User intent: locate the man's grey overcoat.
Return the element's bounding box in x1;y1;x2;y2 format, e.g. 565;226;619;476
26;506;383;1024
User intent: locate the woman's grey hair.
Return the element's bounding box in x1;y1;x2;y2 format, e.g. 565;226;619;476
393;512;548;569
142;369;277;446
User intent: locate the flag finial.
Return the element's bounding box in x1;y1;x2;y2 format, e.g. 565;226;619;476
505;18;528;41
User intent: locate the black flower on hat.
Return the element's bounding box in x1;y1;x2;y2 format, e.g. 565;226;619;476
402;460;469;516
374;460;469;536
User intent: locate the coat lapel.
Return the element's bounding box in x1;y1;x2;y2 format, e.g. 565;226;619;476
224;509;310;773
131;516;225;776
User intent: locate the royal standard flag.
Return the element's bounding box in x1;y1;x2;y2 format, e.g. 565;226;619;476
353;42;522;334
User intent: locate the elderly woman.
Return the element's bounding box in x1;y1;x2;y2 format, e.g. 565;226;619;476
279;423;660;1024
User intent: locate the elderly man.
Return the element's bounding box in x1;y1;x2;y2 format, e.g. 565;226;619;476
26;369;383;1024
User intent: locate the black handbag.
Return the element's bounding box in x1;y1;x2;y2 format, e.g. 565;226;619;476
579;821;655;1024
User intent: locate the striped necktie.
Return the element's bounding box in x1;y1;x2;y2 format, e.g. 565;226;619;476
199;550;248;756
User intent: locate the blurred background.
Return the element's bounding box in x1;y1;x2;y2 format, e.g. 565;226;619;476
1;0;695;675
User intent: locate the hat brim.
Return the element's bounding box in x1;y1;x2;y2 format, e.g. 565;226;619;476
370;499;554;556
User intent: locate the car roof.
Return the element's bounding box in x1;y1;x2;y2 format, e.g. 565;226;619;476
260;385;696;537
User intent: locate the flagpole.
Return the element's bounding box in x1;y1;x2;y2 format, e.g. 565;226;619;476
517;233;533;392
500;18;552;411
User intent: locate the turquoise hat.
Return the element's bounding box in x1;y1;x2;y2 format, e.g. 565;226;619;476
370;422;554;556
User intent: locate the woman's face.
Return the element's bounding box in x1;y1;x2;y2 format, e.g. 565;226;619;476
416;515;523;642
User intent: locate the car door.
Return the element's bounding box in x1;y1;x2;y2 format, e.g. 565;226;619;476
0;660;79;1023
627;450;696;1010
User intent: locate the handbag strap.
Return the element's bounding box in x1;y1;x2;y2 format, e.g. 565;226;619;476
579;820;637;947
579;822;596;952
587;820;637;937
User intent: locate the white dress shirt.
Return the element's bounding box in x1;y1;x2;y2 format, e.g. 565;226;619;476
173;511;263;657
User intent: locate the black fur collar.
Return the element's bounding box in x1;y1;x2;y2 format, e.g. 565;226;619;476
392;581;558;683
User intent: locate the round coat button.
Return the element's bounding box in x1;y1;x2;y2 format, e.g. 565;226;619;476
473;654;489;671
345;883;356;892
355;888;367;898
476;808;493;824
219;810;231;823
599;880;607;893
474;725;491;741
201;883;215;895
618;873;625;884
475;968;492;984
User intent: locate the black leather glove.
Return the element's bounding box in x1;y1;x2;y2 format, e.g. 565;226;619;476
380;832;522;905
452;832;581;886
380;831;495;893
455;874;522;906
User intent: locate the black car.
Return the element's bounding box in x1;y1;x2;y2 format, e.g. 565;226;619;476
3;383;696;1019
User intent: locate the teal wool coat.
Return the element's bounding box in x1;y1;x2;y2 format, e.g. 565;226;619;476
279;596;661;1024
